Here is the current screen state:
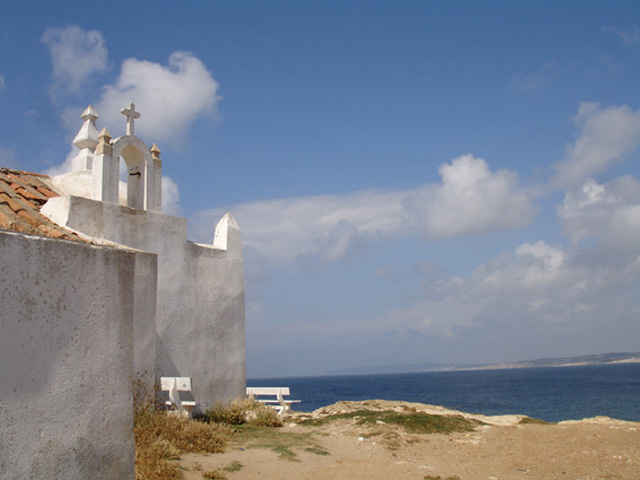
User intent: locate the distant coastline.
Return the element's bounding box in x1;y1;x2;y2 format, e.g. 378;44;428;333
325;352;640;376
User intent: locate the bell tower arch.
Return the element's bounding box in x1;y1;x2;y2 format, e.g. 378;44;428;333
112;134;161;211
86;103;162;212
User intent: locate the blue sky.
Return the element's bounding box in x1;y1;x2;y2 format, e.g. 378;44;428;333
1;1;639;377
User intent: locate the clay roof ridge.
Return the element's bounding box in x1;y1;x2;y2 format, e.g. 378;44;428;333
0;167;51;178
0;167;89;243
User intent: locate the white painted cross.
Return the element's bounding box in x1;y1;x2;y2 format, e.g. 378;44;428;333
120;102;141;136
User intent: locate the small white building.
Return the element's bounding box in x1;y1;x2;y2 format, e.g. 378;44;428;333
0;104;246;479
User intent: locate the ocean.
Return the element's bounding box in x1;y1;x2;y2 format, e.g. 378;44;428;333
247;363;640;422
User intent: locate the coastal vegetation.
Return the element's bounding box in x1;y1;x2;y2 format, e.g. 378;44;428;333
518;417;556;425
202;398;283;427
231;424;330;461
133;397;640;479
134;394;285;479
298;408;482;434
134;404;230;480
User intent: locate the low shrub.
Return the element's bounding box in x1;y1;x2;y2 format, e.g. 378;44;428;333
248;405;284;427
205;399;250;425
135;409;230;479
204;399;282;427
133;376;231;480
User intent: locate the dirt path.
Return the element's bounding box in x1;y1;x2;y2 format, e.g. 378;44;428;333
180;401;640;480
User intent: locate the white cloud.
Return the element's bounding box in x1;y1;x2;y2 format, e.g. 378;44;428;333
238;101;640;374
406;154;536;238
96;52;221;143
558;176;640;256
161;175;183;216
41;25;108;96
0;74;5;93
552;102;640;188
192;154;535;265
247;228;640;374
474;241;639;329
193;188;408;264
361;238;640;349
41;28;219;206
474;241;570;294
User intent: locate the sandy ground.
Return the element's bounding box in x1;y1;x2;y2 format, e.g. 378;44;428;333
180;400;640;480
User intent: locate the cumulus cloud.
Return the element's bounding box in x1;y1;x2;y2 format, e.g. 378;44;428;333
192;154;535;265
249;106;638;369
362;237;640;352
0;74;6;93
192;188;408;264
474;241;570;295
558;176;640;256
41;25;108;97
552;102;640;188
474;241;638;328
238;101;640;374
41;25;220;167
96;52;221;143
406;155;536;238
247;227;640;374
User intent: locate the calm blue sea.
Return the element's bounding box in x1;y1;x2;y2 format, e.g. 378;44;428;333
248;363;640;422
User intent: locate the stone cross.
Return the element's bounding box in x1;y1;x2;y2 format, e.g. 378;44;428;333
120;102;140;136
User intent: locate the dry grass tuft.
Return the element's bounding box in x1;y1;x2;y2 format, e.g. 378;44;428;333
202;470;227;479
519;416;556;425
135;410;231;480
132;376;284;479
133;375;231;480
204;398;283;427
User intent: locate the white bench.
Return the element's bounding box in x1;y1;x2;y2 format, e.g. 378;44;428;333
161;377;197;416
246;387;301;415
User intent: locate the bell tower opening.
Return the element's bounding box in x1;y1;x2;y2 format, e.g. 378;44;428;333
119;145;146;210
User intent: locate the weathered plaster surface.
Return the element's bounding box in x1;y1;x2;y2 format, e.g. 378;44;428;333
0;230;151;480
43;195;246;406
133;250;158;384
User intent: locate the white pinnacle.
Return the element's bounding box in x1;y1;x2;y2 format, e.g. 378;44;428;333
72;105;99;151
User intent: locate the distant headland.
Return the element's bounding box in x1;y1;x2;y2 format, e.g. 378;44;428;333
326;352;640;376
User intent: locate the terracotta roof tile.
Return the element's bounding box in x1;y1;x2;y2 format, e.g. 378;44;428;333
0;167;89;243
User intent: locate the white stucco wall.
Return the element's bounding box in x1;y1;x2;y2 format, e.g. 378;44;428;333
0;230;153;479
43;195;246;406
133;252;158;385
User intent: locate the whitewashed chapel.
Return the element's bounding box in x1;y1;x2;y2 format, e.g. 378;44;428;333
46;103;246;402
0;104;245;479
